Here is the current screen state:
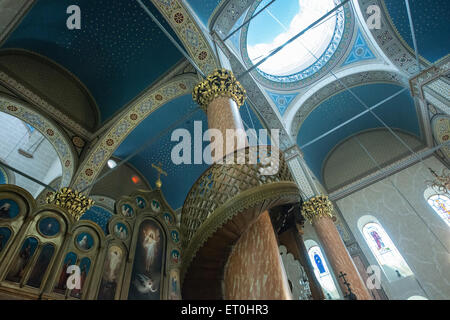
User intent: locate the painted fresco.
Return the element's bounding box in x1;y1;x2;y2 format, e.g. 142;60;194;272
54;252;77;294
71;257;91;299
76;232;94;251
0;227;12;253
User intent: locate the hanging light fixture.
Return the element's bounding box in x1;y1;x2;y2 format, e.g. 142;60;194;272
426;167;450;196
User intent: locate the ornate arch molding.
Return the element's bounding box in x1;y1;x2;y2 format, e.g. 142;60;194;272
0;94;77;188
355;0;429;76
71;74;198;193
150;0;219;75
287;68;407;138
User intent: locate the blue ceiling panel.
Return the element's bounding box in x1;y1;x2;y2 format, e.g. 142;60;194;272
2;0;184;124
383;0;450;63
185;0;223;26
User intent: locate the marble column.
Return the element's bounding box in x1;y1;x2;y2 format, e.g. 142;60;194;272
302;195;372;300
193;69;291;300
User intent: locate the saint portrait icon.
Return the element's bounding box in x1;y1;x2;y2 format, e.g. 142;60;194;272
113;223;128;240
150;199;161;213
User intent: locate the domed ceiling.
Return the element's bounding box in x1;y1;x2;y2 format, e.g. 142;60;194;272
1;0;185;125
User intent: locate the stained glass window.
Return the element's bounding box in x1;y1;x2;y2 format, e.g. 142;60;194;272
308;246;340;299
427;194;450;227
362;222;413;282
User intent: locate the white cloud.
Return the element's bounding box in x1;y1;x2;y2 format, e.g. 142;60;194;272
247;0;337;76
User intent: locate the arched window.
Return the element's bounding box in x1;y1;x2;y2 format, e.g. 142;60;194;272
307;245;340;299
362;222;413;282
427;194;450;227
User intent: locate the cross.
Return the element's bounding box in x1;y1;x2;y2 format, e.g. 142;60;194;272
152;163;167;189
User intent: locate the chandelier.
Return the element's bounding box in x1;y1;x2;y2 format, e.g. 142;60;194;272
426;168;450;196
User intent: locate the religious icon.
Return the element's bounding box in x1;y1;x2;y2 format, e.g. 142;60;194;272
163;213;173;226
136;196;146;209
55;252;77;293
169;269;181;300
113;223;128;240
76;232;94;251
38;217;60;237
128;219;164;300
171;249;180;264
150;199;161;213
0;199;20;219
98;246;123;300
71;257;91;299
171;230;180;243
27;244;55;288
6;237;38;283
0;227;11;254
121;203;134;218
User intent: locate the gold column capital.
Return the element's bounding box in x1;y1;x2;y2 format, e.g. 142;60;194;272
301;195;334;224
192;68;246;111
46;187;94;221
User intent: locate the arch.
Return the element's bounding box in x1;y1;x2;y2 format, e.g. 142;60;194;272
0;94;77;188
322;128;424;191
286;68;407;138
358;215;413;282
71;74;197;193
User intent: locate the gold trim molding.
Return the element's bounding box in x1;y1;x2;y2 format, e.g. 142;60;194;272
301;195;334;223
192;69;246;111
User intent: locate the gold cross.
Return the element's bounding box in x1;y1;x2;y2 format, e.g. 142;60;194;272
152;163;167;189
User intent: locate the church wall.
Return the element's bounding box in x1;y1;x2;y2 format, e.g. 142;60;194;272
223;212;292;300
335;155;450;300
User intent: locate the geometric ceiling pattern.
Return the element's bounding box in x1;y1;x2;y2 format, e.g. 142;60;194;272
267;91;298;116
2;0;184;124
383;0;450;63
297;83;421;182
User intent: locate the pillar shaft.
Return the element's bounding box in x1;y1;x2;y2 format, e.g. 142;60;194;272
302;195;372;300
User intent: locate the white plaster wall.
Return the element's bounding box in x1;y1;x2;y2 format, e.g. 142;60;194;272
335;156;450;300
0;112;61;197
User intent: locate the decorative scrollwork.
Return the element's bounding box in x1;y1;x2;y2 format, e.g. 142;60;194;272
301;195;334;223
426;168;450;196
46;187;94;221
192;68;246;111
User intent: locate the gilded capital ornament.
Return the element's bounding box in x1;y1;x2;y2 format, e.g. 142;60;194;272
46;187;94;221
301;195;334;223
192;68;246;111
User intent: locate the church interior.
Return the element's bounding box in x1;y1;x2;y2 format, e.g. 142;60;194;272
0;0;448;301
